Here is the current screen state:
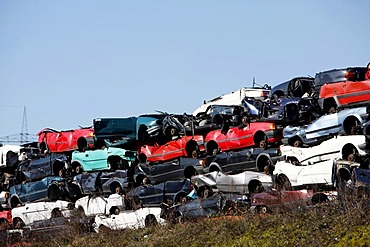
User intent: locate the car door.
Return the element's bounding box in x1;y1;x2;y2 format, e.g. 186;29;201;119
296;159;334;186
79;149;109;171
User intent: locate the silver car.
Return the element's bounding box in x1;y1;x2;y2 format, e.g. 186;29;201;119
282;106;369;147
191;170;272;196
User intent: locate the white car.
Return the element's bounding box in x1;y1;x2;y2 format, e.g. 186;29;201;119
74;193;126;217
93;207;166;232
11;200;74;227
191;170;272;196
192;87;269;116
0;144;40;168
273;158;336;190
280;135;366;164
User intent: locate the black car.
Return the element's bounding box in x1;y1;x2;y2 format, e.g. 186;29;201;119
161;193;249;223
73;170;134;195
204;148;283;174
127;179;191;207
270;77;315;100
134;157;204;185
261;97;322;126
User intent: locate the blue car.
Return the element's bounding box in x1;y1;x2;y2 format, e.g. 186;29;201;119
71;147;136;173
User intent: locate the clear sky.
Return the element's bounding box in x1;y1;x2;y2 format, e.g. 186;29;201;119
0;0;369;142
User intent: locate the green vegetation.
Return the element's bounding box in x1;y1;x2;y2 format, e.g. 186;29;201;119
22;201;370;247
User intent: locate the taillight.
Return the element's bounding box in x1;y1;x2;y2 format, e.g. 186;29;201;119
345;71;356;80
269;124;276;130
5;192;9;198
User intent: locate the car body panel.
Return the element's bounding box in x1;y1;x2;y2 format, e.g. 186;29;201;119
11;200;73;226
71;147;136;172
139;135;205;162
191;170;272;195
37;127;94;152
93;207;166;231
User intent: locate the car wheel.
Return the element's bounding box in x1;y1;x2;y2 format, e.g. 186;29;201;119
206;142;219;156
196;186;213;199
293;139;302;148
145;214;158;227
10;197;21;209
13;218;25;229
48;186;61;201
77;206;86;217
0;218;9;231
75;165;83;174
77;138;88;152
345;119;361;135
276;174;292;191
256;135;268;149
51;208;63;218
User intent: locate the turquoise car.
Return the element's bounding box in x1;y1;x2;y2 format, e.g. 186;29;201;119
71;147;137;173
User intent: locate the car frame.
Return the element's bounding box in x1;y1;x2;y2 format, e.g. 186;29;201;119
74;194;126;217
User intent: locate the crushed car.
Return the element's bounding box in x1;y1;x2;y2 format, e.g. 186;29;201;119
71;147;136;173
205;122;282;154
93;207;166;232
74;193;126;217
37;127;95;153
279;135;366;164
93;114;166;148
134;157;204;185
270;77;315;100
138;135;205;163
282;106;369;147
191;170;273;197
73;170;133;195
192;86;270;116
11;200;74;228
273;158;336;191
314;66;369;112
203;147;283;174
126;179;192;208
161;193;249;223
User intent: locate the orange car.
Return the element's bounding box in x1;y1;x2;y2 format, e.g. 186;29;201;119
37;127;94;153
315;67;370;112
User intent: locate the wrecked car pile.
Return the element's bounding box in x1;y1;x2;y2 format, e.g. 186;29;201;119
1;63;370;244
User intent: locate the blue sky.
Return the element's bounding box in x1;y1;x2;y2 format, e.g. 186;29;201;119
0;0;369;142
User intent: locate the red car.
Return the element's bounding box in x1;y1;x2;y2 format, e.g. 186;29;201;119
138;135;205;163
0;208;12;230
37;127;95;153
205;122;282;155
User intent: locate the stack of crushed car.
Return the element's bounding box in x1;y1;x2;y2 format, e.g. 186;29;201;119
0;64;370;239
